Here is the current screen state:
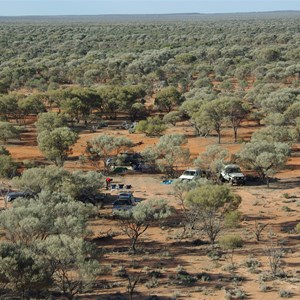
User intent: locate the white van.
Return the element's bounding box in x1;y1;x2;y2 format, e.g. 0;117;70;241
179;169;203;181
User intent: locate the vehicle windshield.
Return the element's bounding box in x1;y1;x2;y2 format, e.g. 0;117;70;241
119;193;132;199
227;167;241;173
114;200;131;206
183;171;196;176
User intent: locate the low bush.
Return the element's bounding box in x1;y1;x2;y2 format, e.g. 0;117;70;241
225;287;246;300
279;289;293;298
244;257;261;273
0;154;18;178
224;211;242;228
295;223;300;233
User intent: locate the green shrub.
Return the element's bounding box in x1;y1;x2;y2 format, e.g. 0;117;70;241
219;235;244;250
224;211;241;228
23;159;39;169
196;272;212;282
173;265;197;286
225;287;246;300
219;235;244;268
147;270;163;279
245;257;261;273
279;289;292;298
259;283;269;292
98;264;112;275
135;116;167;136
0;154;18;178
0;146;10;156
114;266;127;278
282;206;292;212
207;249;222;260
0;122;19;143
145;277;158;289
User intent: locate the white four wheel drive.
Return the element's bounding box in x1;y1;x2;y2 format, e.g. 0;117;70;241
220;164;246;185
179;169;203;181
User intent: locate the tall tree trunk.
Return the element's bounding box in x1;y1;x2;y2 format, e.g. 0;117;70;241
217;131;221;144
131;236;138;254
233;127;238;143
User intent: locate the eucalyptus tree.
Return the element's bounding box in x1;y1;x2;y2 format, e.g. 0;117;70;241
58;88;100;125
129;102;147;121
0;191;98;299
34;234;99;299
163;111;181;126
284;101;300;125
194;145;230;182
154;86;183;112
0;93;24;123
0;79;10;94
17;94;46;122
180;89;216;117
0;242;52;298
37;127;78;166
223;97;250;142
237;140;290;187
47;89;73;111
190;109;212;137
0;122;19;144
247;83;279;108
195;98;228;143
251;126;297;145
116;199;172;253
13;166;103;200
97;86;122;119
156;134;190;178
85;135;133;173
180;98;204;118
264;113;287;126
255;46;281;63
172;178;209;235
35;112;68;133
60;97;87;125
296;117;300;142
0;191;93;244
0;153;18;178
118;85;147;121
260;88;299;114
135;116;167;136
185;185;242;246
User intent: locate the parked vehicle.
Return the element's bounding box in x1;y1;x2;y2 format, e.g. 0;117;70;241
118;192;136;204
79;193;106;207
112;166;133;173
220;164;246;185
112;199;134;214
179;169;203;181
112;192;137;215
122;121;137;131
107;151;144;171
4;191;35;202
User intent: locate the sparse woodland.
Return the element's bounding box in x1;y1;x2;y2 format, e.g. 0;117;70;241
0;13;300;299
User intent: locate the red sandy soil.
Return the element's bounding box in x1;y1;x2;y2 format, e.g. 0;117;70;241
1;121;300;300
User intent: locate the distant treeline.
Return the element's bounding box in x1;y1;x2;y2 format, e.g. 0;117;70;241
0;11;300;23
0;12;300;93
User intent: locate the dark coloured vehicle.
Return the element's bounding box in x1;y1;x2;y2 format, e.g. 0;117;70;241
112;199;135;215
4;191;35;202
112;192;137;215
